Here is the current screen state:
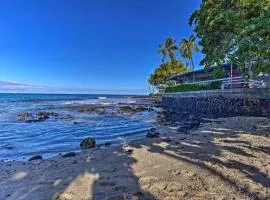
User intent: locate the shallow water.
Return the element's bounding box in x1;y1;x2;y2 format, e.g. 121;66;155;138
0;93;157;161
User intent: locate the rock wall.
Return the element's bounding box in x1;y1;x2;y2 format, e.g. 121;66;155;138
161;88;270;121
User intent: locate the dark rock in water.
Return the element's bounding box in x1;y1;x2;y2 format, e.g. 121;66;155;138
162;138;172;143
5;146;14;150
105;142;111;147
37;111;59;117
38;115;50;121
134;106;148;112
156;111;167;123
62;152;76;158
146;127;160;138
119;106;136;114
74;106;105;114
177;125;192;134
18;112;32;118
118;106;148;114
19;111;58;123
183;120;200;129
149;127;156;132
126;149;134;154
29;155;43;161
25;116;49;123
18;112;32;121
146;130;160;138
80;137;96;149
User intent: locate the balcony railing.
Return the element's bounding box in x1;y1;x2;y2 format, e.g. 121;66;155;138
175;76;265;89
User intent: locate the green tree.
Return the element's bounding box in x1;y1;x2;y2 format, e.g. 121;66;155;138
180;35;200;82
148;60;188;87
158;37;178;63
189;0;270;74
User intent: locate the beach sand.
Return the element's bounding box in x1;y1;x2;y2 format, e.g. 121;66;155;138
0;116;270;200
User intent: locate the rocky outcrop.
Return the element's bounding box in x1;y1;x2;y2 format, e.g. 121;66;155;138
37;111;59;117
18;111;59;123
18;113;32;121
146;128;160;138
80;137;96;149
62;152;76;158
118;106;148;114
75;106;105;114
28;155;43;161
177;116;201;134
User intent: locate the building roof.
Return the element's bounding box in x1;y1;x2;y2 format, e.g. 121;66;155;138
170;63;236;80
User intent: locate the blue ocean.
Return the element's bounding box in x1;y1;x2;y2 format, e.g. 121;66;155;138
0;93;157;161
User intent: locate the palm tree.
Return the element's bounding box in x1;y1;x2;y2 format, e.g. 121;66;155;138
180;35;199;83
158;37;178;63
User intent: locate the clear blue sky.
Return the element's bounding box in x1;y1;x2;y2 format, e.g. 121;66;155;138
0;0;202;94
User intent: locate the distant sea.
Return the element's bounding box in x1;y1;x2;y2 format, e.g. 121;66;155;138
0;93;157;161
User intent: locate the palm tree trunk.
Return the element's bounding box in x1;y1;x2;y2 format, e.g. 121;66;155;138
191;58;195;83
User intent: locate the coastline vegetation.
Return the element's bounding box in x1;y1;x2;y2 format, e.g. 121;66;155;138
149;0;270;93
165;80;222;93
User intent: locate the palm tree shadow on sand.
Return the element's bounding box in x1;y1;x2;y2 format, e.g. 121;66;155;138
54;117;270;200
51;146;157;200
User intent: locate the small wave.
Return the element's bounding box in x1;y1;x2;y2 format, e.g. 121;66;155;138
98;96;107;100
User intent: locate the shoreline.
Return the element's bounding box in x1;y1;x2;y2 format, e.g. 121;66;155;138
1;96;160;162
1;116;269;200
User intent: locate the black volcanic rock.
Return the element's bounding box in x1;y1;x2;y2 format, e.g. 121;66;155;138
80;137;96;149
28;155;43;161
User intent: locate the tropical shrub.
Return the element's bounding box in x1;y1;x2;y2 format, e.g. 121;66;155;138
165;80;222;93
165;84;208;93
208;80;222;89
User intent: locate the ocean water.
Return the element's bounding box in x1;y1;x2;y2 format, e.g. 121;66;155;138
0;93;157;161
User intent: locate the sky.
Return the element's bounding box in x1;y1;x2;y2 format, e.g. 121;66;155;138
0;0;203;94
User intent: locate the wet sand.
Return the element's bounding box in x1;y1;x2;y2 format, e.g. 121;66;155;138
0;116;269;200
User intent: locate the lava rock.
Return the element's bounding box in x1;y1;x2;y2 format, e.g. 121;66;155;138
37;111;59;117
118;106;147;114
119;106;136;114
177;125;192;133
18;112;32;118
105;142;112;147
62;152;76;158
80;137;96;149
18;112;32;121
146;130;160;138
25;116;49;123
28;155;43;161
75;106;105;114
162;138;172;143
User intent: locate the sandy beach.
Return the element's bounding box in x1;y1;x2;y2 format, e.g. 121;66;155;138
0;116;269;200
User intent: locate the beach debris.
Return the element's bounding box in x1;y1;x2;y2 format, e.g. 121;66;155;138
28;155;43;161
80;137;96;149
62;152;76;158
